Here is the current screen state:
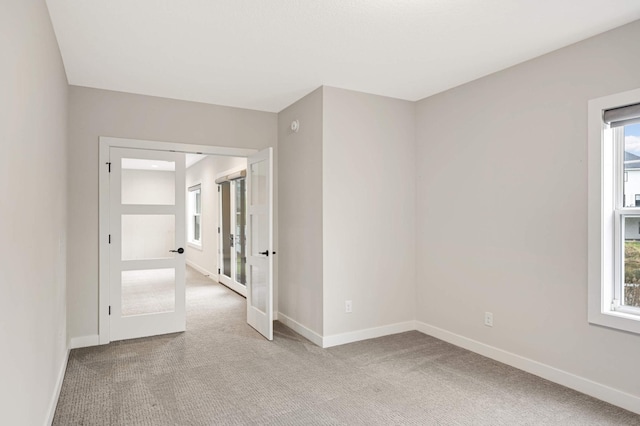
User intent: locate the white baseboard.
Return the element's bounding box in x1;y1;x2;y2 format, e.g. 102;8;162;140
46;347;70;426
414;321;640;415
322;321;415;349
218;279;247;297
186;260;248;297
69;335;100;349
277;312;323;347
186;260;219;282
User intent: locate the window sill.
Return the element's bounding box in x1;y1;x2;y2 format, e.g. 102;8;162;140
589;308;640;335
188;242;203;251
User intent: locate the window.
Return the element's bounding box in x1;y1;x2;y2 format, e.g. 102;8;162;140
588;88;640;334
188;185;202;246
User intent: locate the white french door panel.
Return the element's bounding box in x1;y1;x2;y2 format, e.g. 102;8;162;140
246;147;273;340
109;147;186;341
218;177;248;298
218;180;234;288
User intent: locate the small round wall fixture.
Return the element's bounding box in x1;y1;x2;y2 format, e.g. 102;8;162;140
291;119;300;133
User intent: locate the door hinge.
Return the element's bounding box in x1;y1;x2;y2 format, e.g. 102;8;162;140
108;234;111;244
218;186;220;192
218;226;220;234
218;268;221;274
108;305;111;315
106;162;111;173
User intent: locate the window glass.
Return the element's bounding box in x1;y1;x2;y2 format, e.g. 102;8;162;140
188;186;201;244
624;217;640;308
235;178;247;285
221;182;231;278
623;124;640;207
622;124;640;308
195;190;201;214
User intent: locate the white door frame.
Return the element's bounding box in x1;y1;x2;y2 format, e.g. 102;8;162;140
99;137;258;344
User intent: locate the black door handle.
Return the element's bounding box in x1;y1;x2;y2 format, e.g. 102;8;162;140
170;248;184;254
258;250;276;256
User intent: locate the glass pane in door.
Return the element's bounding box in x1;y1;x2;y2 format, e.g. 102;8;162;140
121;215;175;261
235;178;247;285
250;264;266;313
250;213;267;258
121;269;175;316
121;158;175;205
250;160;267;205
221;182;232;278
249;159;268;313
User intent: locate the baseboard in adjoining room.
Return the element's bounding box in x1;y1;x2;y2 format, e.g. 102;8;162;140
46;348;70;426
414;320;640;416
186;260;249;297
185;260;219;282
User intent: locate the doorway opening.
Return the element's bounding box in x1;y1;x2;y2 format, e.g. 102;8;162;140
98;137;274;345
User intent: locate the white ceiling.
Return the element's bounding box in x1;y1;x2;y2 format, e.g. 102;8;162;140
46;0;640;113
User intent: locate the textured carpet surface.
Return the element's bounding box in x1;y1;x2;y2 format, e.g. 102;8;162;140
54;268;640;425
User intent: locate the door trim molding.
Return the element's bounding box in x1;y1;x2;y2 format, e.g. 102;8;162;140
99;137;257;345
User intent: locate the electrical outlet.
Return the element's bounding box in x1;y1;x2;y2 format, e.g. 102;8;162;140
345;300;352;313
484;312;493;327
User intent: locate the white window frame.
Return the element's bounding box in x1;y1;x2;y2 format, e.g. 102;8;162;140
588;87;640;334
188;184;202;248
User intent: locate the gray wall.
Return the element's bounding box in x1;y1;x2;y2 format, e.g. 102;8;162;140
278;88;324;334
323;87;416;336
67;86;277;340
415;20;640;397
0;1;69;424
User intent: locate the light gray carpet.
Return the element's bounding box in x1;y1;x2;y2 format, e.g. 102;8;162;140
53;268;640;425
121;268;175;316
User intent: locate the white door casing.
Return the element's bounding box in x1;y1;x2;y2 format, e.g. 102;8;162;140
109;147;186;341
98;136;261;345
246;148;274;340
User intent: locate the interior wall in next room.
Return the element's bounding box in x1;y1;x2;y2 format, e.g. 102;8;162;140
185;155;247;280
121;169;176;260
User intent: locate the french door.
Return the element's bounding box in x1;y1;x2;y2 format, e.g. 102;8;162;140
218;176;248;296
109;147;186;341
246;148;274;340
